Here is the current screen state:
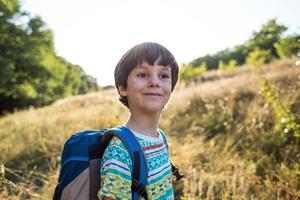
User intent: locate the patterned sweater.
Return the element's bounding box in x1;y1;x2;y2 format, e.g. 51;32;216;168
98;128;174;200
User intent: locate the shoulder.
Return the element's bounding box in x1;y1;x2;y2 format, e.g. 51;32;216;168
101;136;133;170
104;136;130;156
108;136;127;148
99;137;133;199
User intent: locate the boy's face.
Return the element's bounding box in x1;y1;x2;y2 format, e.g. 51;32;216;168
119;61;172;114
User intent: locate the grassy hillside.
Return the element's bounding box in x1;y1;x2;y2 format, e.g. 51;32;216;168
0;58;299;199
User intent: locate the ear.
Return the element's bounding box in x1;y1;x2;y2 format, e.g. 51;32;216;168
118;85;128;96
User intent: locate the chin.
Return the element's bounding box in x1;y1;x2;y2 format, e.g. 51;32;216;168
148;105;164;112
143;105;165;113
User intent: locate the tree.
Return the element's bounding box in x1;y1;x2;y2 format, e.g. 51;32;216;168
0;0;19;19
274;35;300;58
247;19;287;57
189;19;291;76
0;0;99;114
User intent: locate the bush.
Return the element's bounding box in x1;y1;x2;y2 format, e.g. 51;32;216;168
246;48;272;72
179;63;207;81
218;59;237;72
274;36;300;58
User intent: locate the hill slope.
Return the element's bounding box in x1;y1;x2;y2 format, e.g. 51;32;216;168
0;58;299;199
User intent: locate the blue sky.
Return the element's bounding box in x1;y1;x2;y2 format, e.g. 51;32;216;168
21;0;300;86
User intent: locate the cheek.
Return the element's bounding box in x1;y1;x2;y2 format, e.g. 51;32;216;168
163;88;172;98
164;82;172;93
132;78;147;88
127;80;144;95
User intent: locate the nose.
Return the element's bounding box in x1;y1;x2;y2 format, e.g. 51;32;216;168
149;75;159;87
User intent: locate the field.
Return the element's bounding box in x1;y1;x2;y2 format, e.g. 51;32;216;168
0;58;299;199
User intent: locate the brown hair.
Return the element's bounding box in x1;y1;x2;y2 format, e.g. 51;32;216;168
114;42;179;108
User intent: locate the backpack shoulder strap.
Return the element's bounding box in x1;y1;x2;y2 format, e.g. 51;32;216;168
102;126;148;200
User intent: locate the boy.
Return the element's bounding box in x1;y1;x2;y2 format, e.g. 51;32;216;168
98;42;179;200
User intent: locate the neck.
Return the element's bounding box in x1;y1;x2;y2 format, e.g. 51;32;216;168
124;110;161;137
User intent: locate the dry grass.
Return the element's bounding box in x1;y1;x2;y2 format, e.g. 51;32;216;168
0;58;299;199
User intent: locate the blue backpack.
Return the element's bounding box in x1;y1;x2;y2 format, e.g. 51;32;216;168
53;125;183;200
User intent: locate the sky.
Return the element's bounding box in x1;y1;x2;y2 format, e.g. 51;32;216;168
21;0;300;86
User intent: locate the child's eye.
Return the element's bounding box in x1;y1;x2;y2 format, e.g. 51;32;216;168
160;74;170;79
137;73;146;78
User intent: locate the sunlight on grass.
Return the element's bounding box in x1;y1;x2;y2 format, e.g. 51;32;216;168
0;58;299;199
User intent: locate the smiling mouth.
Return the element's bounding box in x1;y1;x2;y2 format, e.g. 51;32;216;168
143;93;162;96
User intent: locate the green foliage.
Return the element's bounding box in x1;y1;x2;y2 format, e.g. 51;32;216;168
247;19;287;57
274;35;300;58
189;19;294;80
246;48;272;72
260;79;300;137
0;0;20;18
179;63;207;81
218;59;237;72
191;47;247;71
0;1;99;114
